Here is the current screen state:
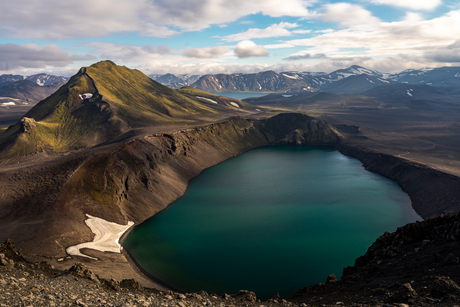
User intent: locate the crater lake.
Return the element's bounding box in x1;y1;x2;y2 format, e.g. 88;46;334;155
123;145;419;299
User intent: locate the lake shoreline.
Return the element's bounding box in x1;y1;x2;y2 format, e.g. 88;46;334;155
80;133;460;299
120;145;420;299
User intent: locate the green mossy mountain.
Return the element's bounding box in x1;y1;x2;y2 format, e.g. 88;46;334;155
0;61;254;159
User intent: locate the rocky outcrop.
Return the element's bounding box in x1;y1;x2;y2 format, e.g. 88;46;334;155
20;117;36;133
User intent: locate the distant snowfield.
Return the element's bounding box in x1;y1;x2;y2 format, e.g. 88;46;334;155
197;96;217;104
66;214;134;260
1;102;16;106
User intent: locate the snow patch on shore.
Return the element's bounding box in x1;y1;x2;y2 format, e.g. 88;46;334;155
66;214;134;260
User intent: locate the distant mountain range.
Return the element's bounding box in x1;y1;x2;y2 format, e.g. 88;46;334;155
244;82;460;112
151;65;460;94
149;73;202;89
3;66;460;105
0;74;69;104
0;73;68;88
0;80;66;103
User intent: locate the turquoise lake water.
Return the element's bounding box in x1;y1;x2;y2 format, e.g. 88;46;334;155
123;146;419;299
211;92;268;99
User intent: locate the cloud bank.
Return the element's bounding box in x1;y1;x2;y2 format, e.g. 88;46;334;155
234;41;269;58
0;44;95;71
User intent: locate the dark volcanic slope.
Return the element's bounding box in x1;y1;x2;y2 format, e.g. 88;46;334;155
0;113;345;260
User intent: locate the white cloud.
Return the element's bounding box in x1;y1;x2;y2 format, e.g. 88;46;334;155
183;47;230;58
284;53;327;61
286;8;460;62
0;43;96;71
143;0;315;31
220;22;299;42
234;41;269;58
139;24;180;38
322;3;380;27
0;0;315;39
264;43;296;49
0;0;142;39
83;42;178;64
371;0;442;10
292;29;312;34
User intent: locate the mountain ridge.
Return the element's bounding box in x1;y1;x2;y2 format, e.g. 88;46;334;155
151;65;460;94
0;73;68;89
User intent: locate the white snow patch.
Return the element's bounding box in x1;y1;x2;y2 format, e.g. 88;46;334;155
282;95;293;98
66;214;134;260
79;93;93;100
1;102;16;106
282;74;298;79
230;102;240;108
197;96;218;104
351;67;374;75
256;109;261;112
455;72;460;78
407;90;413;97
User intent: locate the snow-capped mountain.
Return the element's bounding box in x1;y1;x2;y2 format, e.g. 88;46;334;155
25;73;68;86
0;73;69;89
150;73;202;89
190;71;315;93
0;74;24;89
153;65;460;94
386;67;460;87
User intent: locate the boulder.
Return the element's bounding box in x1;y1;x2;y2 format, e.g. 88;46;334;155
384;283;418;303
430;276;460;298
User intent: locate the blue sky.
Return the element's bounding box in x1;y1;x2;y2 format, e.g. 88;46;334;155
1;0;460;77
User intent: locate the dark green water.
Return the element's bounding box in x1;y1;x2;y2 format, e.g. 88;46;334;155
123;146;419;299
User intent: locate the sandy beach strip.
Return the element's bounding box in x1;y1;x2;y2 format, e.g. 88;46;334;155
66;214;134;260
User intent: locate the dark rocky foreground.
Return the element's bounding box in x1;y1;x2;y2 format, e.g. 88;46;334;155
1;239;296;307
4;212;460;307
292;212;460;306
